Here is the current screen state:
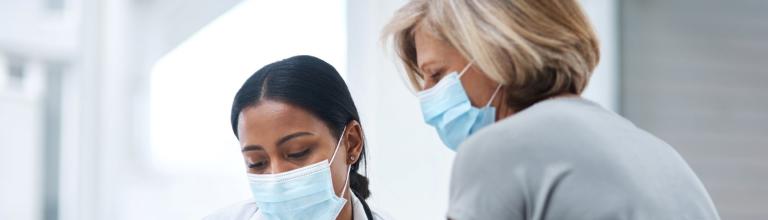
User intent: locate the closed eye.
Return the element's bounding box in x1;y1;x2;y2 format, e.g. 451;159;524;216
430;68;446;81
430;71;442;81
287;148;311;159
247;160;267;169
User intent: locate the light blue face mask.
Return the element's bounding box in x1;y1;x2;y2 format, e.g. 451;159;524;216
417;63;501;151
247;127;351;220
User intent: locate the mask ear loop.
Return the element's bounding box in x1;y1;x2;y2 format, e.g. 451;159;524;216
457;61;502;108
340;163;352;198
485;84;503;107
457;61;474;78
329;126;352;198
329;126;347;163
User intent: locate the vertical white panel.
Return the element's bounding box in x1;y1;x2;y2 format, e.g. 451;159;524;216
0;60;44;220
581;0;620;112
0;95;42;220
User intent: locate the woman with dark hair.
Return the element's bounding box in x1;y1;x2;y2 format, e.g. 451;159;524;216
205;55;386;220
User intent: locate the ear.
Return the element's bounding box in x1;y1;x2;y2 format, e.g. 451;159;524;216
344;120;364;165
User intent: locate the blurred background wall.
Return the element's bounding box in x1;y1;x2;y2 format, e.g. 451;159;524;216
0;0;765;219
620;1;768;218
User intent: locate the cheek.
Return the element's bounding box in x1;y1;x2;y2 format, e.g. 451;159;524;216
462;70;498;106
329;156;349;195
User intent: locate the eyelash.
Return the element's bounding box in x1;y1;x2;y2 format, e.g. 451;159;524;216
246;147;313;170
287;148;311;159
248;160;266;169
429;69;445;80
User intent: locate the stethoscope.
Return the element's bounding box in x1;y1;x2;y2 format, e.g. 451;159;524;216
353;191;374;220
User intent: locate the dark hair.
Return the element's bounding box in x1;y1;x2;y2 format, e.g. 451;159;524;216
230;55;370;199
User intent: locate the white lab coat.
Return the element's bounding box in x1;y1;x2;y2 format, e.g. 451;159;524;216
204;191;388;220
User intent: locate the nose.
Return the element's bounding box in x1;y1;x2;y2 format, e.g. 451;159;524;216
267;160;298;174
422;79;436;90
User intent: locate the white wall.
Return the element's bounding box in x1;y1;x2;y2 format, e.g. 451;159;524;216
65;0;242;219
0;0;78;60
581;0;620;112
347;0;618;219
0;0;76;218
0;94;42;220
0;59;45;220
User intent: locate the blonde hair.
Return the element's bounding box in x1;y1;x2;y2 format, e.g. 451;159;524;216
383;0;600;110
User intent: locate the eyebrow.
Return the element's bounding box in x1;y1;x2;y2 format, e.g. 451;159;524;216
240;131;315;153
276;131;314;147
241;145;264;152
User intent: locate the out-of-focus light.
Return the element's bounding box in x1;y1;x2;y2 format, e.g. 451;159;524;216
150;0;347;174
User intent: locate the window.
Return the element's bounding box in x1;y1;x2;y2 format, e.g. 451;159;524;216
149;0;347;173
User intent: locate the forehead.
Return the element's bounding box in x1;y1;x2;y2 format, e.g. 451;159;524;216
237;100;331;145
413;27;452;68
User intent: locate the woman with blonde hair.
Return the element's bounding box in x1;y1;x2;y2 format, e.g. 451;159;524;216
383;0;720;219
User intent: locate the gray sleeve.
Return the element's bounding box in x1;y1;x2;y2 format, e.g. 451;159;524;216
446;132;573;220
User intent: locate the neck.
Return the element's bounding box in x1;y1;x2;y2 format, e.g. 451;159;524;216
493;88;515;121
336;188;354;220
494;92;579;121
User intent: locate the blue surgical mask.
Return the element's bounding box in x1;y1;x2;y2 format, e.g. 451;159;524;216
417;63;501;151
247;127;351;220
